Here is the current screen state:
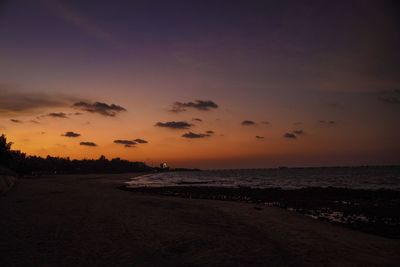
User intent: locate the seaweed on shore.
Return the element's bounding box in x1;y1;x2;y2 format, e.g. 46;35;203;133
119;185;400;239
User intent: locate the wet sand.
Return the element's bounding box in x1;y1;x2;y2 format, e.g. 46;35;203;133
123;185;400;238
1;174;399;266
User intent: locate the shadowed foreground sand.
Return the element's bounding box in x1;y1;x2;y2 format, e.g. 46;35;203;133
1;174;399;267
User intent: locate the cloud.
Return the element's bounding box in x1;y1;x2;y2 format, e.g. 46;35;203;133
192;118;203;122
319;120;336;124
170;100;218;112
73;101;126;117
261;121;270;125
241;120;256;126
379;89;400;104
283;133;297;139
114;139;136;148
30;120;40;124
10;119;22;123
80;141;97;147
293;130;304;135
255;135;264;139
114;138;148;147
205;130;214;134
182;132;211;139
62;131;81;138
155;121;193;129
41;0;114;44
134;138;148;144
43;112;69;118
0;85;78;117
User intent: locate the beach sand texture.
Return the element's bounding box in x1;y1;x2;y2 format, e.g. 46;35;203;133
1;174;399;267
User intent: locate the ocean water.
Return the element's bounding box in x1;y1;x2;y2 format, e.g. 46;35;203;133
126;166;400;190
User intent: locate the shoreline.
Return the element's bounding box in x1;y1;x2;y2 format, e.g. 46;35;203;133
1;173;399;266
120;184;400;239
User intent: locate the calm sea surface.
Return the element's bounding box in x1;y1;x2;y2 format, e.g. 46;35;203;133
126;166;400;190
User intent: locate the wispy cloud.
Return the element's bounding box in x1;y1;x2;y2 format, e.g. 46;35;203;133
283;133;297;139
293;130;304;135
73;101;126;117
62;131;81;137
155;121;193;129
114;140;136;148
134;138;148;144
10;119;22;123
241;120;256;126
319;120;336;125
41;0;114;44
0;85;78;117
42;112;69;119
170;100;218;113
80;141;97;147
182;132;212;139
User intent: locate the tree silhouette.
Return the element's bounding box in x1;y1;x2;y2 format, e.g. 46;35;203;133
0;134;13;167
0;134;151;175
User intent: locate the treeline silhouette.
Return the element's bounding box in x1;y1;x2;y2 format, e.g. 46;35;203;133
0;134;151;175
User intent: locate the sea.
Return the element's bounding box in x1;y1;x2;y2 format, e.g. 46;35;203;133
126;166;400;190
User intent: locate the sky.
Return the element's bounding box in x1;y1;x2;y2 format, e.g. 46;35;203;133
0;0;399;169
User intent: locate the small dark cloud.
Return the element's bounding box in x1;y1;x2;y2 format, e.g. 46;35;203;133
293;130;304;135
30;120;40;124
42;112;69;119
170;100;218;112
62;131;81;138
80;141;97;147
73;101;126;117
192;118;203;122
319;120;336;125
241;120;256;126
10;119;22;123
114;139;136;148
205;130;214;134
182;132;211;139
134;138;148;144
255;135;264;139
379;89;400;104
155;121;192;129
283;133;297;139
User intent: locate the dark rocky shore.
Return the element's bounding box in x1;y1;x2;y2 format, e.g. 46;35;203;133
120;185;400;239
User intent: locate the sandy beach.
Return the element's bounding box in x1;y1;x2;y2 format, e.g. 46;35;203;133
1;173;399;267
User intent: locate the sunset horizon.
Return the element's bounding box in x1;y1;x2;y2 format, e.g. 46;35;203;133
1;1;400;266
1;1;399;169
